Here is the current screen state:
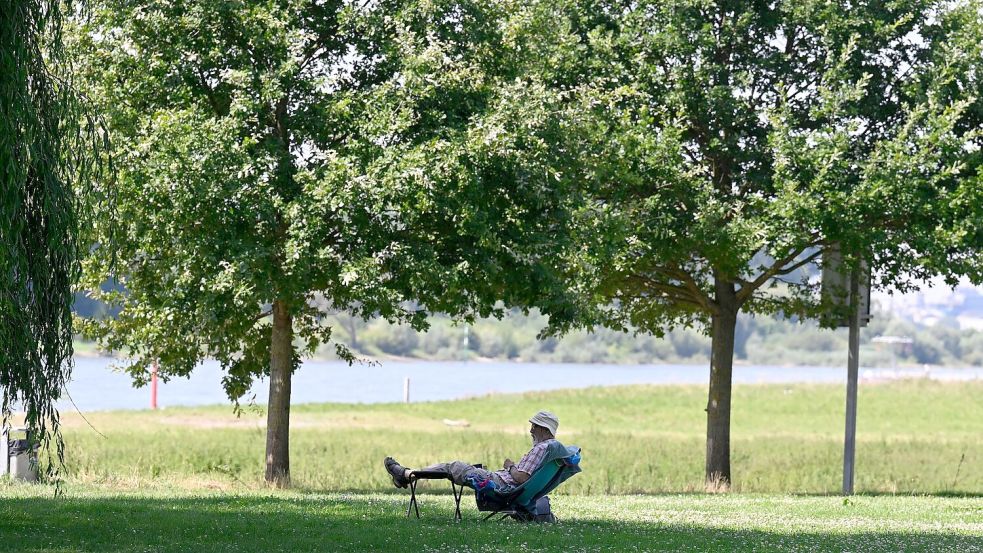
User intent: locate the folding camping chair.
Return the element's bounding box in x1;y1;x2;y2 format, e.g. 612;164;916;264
474;443;582;522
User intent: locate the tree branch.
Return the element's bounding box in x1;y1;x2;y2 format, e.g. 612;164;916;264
774;248;823;277
736;239;825;304
666;263;718;315
616;292;704;310
298;40;328;74
195;66;225;116
627;275;698;303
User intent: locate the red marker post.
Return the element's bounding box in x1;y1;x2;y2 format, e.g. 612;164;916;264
151;359;159;410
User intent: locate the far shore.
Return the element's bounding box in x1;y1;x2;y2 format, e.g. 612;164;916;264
71;341;982;372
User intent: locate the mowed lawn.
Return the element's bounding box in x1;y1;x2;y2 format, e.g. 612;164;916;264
1;487;980;552
1;380;981;551
54;379;983;494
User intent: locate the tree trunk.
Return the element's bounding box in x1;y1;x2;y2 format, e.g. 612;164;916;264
705;279;738;490
346;316;358;351
265;300;292;487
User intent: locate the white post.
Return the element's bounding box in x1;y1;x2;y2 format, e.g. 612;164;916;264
403;377;410;404
843;269;861;495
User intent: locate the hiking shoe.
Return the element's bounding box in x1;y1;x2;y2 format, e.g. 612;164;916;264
384;457;410;488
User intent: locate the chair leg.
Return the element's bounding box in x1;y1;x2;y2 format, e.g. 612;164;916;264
406;480;420;518
451;482;464;521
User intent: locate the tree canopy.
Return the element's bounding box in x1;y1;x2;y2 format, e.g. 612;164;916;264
535;0;983;486
74;0;578;485
1;0;102;479
71;0;982;490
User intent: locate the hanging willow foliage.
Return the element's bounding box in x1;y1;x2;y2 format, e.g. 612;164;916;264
0;0;103;481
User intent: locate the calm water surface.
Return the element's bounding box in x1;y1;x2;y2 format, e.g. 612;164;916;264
57;357;981;412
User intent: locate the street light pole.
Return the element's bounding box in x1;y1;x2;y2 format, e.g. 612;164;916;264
843;269;861;495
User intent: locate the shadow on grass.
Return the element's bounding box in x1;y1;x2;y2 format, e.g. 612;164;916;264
1;493;978;553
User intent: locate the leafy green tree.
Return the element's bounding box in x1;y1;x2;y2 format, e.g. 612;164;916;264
74;0;575;486
544;0;983;487
1;0;102;478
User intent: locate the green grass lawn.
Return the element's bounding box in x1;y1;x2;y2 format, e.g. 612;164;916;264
56;379;983;494
1;486;980;552
1;380;981;551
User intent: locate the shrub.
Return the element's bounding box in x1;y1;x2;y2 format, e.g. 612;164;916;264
360;323;418;356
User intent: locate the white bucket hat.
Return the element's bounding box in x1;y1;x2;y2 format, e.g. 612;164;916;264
529;410;559;436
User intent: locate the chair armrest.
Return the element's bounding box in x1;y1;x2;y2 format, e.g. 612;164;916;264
409;463;483;480
408;470;451;480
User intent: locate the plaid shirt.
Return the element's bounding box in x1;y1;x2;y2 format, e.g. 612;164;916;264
497;439;557;486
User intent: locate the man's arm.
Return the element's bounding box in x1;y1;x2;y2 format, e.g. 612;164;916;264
508;465;531;484
512;441;551;484
503;458;532;484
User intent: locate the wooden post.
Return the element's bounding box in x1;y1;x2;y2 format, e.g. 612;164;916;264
843;269;860;495
151;359;159;410
403;377;410;404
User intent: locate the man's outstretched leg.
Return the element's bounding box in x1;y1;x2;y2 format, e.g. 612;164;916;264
384;457;494;488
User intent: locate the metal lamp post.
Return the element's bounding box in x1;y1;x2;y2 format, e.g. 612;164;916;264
822;245;871;496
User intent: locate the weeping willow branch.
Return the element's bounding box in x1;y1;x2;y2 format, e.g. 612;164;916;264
0;0;105;484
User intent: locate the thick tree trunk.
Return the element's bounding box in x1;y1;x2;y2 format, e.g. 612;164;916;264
705;279;738;490
265;300;292;487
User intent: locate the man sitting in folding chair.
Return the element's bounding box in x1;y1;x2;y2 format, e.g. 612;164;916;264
383;411;561;518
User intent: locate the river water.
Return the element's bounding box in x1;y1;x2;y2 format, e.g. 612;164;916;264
55;357;981;412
